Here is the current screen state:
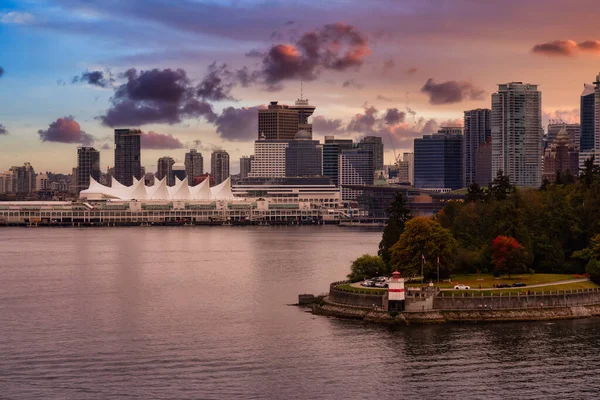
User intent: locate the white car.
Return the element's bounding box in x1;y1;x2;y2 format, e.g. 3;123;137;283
454;284;471;290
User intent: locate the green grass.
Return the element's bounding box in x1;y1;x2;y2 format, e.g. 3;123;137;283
438;281;599;297
435;273;583;289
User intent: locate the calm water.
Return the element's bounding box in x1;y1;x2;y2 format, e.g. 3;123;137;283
1;226;600;399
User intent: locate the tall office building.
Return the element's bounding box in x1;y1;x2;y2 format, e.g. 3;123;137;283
547;123;580;150
581;83;596;153
593;74;600;163
491;82;543;187
248;136;289;178
184;149;203;184
114;128;141;186
339;148;374;201
157;156;175;186
289;97;316;135
9;163;35;193
323;136;354;186
258;101;302;140
543;127;579;182
239;155;254;179
464;109;491;187
414;129;463;191
172;163;186;182
285;131;322;177
76;146;100;194
358;136;384;171
211;150;230;184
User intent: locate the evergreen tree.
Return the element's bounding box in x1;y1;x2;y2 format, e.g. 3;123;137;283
378;192;411;270
580;155;598;188
488;170;515;201
466;182;486;202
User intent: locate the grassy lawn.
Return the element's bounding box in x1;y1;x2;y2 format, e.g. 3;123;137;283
433;273;584;289
438;281;599;296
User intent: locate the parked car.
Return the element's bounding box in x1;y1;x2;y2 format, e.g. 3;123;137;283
454;284;471;290
495;283;511;288
512;282;527;287
374;281;389;288
361;280;374;287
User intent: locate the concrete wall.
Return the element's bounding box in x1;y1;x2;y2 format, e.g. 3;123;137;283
329;281;384;308
434;288;600;310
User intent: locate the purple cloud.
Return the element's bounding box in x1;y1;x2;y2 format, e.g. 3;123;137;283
38;116;94;145
421;78;485;105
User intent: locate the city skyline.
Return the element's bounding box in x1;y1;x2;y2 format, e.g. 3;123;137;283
1;1;600;173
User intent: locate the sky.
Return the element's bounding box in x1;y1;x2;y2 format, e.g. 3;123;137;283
1;0;600;174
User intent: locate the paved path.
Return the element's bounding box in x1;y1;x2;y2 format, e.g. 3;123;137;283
352;278;589;291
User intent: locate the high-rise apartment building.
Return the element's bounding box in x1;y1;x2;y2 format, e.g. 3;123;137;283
339;148;374;201
593;74;600;163
491;82;543;187
285;130;322;177
76;147;100;194
184;149;203;184
36;173;49;191
248;137;288;178
0;171;13;193
414;129;463;191
323;136;353;186
358;136;384;171
258;101;302;140
157;157;175;186
464;109;491;187
9;163;36;193
547;123;580;150
114;128;141;186
211;150;230;184
239;155;254;179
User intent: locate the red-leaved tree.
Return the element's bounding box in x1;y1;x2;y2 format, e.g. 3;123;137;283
491;236;529;278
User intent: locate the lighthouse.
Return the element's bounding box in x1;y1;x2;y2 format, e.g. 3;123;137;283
388;271;405;312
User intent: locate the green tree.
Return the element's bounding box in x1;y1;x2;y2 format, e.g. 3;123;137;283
466;182;486;202
491;235;529;278
347;254;387;282
389;216;458;280
488;170;515;201
378;193;411;269
580;155;599;188
586;258;600;284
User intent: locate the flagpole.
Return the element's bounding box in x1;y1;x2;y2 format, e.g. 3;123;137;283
437;256;440;285
421;254;424;284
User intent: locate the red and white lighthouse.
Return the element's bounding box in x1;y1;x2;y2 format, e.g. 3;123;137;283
388;271;405;312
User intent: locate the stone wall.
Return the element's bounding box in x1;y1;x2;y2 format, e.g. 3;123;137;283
434;288;600;310
328;281;385;308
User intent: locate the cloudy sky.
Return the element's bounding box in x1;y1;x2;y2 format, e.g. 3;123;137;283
1;0;599;174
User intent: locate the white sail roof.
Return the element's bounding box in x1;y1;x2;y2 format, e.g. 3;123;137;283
79;176;233;201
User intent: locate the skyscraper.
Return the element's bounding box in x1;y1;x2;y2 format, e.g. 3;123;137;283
475;141;492;187
547;123;580;149
491;82;542;187
593;74;600;163
239;155;254;179
258;101;302;140
542;127;579;182
581;83;596;153
114;128;141;186
402;152;414;185
211;150;230;184
184;149;203;184
323;136;353;186
339;148;374;201
285;131;322;177
414;129;463;191
9;163;35;193
76;146;100;194
157;156;175;186
172;162;186;182
358;136;384;171
248;137;288;178
464;109;491;187
289;97;316;135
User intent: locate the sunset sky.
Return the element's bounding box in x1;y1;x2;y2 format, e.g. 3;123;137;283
1;0;600;174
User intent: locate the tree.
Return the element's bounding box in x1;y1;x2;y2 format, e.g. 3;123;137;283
466;182;486;202
389;216;458;280
580;155;599;188
378;193;411;269
586;258;600;284
347;254;387;282
488;170;515;201
491;236;529;278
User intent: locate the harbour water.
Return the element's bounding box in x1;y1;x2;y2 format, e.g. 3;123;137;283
1;226;600;399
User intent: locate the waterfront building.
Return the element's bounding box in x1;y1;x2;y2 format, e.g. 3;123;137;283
258;101;301;140
358;136;384;171
475;141;492;187
157;157;175;186
464;109;491;187
248;136;288;178
211;150;230;185
543;127;579;182
388;271;405;312
172;162;186;182
323;136;354;187
339;148;374;201
285;131;322;177
491;82;543;187
547;123;580;150
184;149;203;184
239;155;254;179
9;163;35;193
76;147;100;194
414;128;463;191
114;129;141;186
